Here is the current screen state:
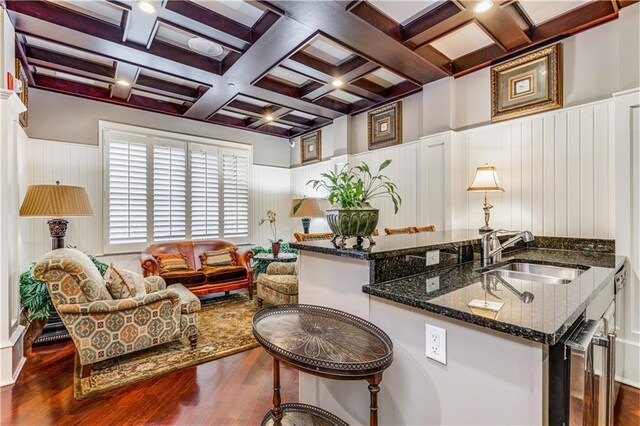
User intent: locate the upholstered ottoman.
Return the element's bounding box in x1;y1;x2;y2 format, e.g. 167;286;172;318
166;283;201;347
256;262;298;307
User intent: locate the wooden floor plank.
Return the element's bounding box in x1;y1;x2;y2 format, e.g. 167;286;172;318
2;341;638;425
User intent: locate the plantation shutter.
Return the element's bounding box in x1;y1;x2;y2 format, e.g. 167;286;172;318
222;149;250;238
190;144;220;239
153;142;186;241
106;137;148;244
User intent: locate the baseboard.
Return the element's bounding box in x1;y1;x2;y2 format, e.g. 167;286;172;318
618;336;640;387
0;324;26;387
617;375;640;389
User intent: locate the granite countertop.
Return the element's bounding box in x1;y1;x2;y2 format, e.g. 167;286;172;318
363;248;625;345
290;229;486;260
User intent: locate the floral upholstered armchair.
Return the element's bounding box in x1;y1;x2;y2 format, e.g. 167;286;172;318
34;248;200;377
256;262;298;307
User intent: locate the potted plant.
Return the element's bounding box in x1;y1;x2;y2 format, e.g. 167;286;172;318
258;210;283;257
19;267;53;356
297;160;401;247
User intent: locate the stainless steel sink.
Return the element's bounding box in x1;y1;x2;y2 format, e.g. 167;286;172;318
485;262;586;285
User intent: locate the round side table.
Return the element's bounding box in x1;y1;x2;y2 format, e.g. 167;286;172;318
253;304;393;426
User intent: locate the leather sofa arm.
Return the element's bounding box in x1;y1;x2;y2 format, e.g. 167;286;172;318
236;249;254;276
141;253;159;277
57;289;179;314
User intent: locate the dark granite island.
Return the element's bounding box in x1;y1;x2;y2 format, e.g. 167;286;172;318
291;230;624;425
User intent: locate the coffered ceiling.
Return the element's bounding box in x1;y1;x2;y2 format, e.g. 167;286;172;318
5;0;634;139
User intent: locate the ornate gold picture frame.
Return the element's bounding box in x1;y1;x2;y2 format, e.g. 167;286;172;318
301;130;321;164
491;43;562;123
367;101;402;150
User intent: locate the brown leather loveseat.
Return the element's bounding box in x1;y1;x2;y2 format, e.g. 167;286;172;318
141;240;254;298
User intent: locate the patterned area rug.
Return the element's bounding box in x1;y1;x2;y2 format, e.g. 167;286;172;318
73;293;260;399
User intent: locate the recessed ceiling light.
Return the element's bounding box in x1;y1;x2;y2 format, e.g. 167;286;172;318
187;37;225;58
137;0;157;14
116;79;131;87
265;115;274;122
473;0;493;14
227;82;236;87
332;79;343;87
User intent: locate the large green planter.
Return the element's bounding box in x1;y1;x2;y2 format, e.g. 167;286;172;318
326;203;379;247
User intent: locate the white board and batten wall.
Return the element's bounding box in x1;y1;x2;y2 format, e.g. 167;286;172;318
18;124;293;273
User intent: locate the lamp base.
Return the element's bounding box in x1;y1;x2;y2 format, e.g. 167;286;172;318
479;225;493;234
301;217;311;234
47;218;68;250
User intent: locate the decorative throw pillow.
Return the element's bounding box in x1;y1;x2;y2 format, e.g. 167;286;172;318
201;248;235;267
105;263;147;299
154;253;189;273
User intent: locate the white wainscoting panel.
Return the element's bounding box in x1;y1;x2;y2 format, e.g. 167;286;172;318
451;99;615;239
251;165;292;247
19;138;103;266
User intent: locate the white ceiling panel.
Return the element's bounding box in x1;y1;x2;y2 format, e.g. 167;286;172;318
328;90;362;103
367;0;445;25
191;0;265;27
365;68;405;88
268;67;310;86
303;38;354;65
430;22;494;60
25;36;115;66
268;122;292;129
218;110;249;119
236;95;269;107
48;0;123;26
519;0;593;25
155;23;228;59
288;110;317;120
131;89;184;105
139;69;199;89
35;67;110;88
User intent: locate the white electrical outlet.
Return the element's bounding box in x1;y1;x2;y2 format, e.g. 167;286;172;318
426;250;440;266
425;324;447;365
426;276;440;293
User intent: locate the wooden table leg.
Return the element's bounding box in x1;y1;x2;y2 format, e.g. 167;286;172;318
366;373;383;426
272;358;283;420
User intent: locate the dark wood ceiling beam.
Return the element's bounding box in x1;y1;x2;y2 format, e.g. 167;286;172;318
450;0;619;76
34;74;187;115
346;1;403;41
251;10;282;43
24;45;116;78
248;107;293;129
401;1;465;43
9;9;222;82
464;2;531;50
274;0;447;84
226;99;266;116
348;80;422;115
287;51;334;81
413;44;452;74
313;96;349;114
163;0;252;44
278;113;314;128
208;112;290;137
253;76;301;98
14;39;35;86
135;74;201;100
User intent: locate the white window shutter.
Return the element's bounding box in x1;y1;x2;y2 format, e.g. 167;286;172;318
222;151;250;238
190;145;220;239
153;143;186;241
107;139;148;244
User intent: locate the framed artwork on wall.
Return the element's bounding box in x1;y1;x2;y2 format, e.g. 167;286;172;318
367;101;402;150
491;43;562;123
15;58;28;127
301;130;321;164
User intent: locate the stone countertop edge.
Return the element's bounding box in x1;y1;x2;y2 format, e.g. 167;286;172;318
362;249;626;345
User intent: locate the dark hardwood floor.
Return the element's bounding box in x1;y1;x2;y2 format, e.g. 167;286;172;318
1;342;298;425
2;342;639;425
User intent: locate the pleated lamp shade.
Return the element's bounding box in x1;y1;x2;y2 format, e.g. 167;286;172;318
289;198;323;218
20;184;94;217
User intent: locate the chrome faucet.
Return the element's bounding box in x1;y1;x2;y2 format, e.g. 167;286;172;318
481;229;534;266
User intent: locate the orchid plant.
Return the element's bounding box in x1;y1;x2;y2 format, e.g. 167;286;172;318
257;210;282;243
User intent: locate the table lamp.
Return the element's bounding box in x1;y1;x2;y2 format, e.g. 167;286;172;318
467;164;504;233
289;198;323;234
19;182;94;250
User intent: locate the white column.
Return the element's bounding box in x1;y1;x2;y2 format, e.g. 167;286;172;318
0;89;27;386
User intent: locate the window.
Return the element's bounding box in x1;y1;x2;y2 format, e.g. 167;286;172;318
103;128;251;253
190;144;220;239
106;136;148;246
223;150;250;237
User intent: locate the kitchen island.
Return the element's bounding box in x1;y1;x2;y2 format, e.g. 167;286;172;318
290;231;624;425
